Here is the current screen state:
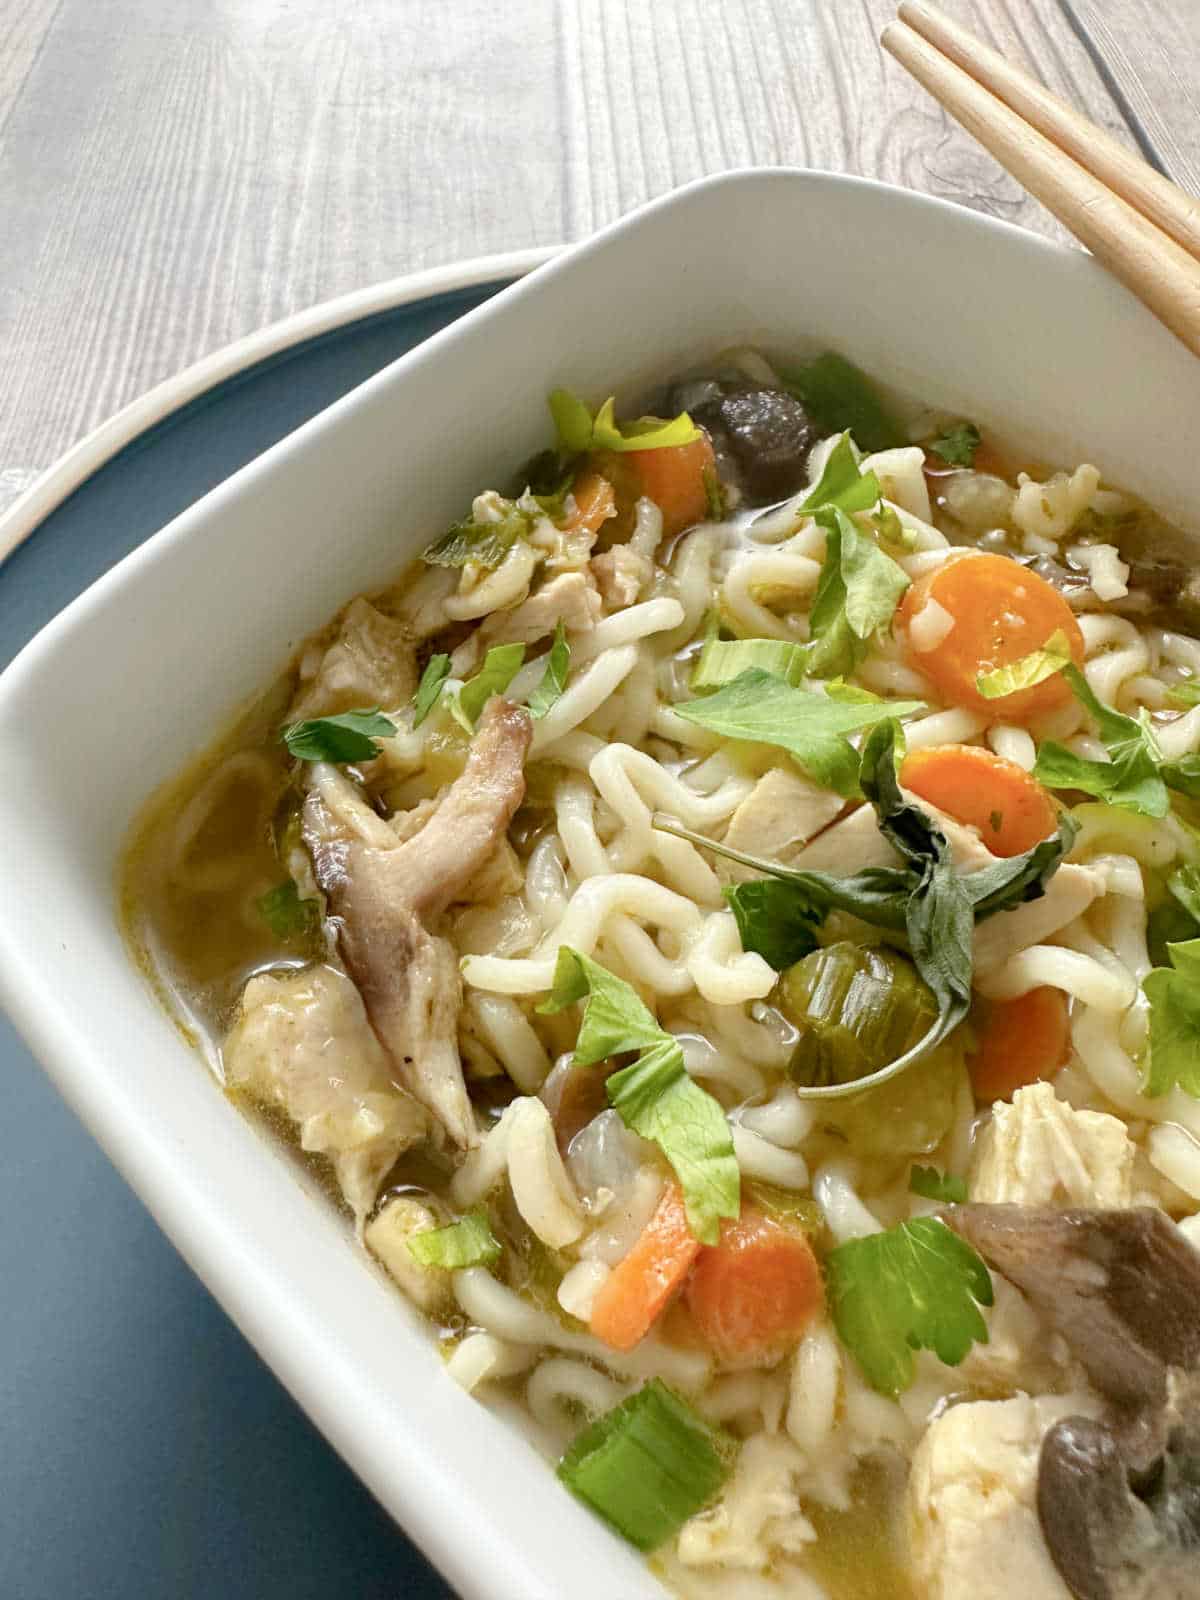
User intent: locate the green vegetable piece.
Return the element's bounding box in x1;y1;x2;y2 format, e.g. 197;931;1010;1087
781;352;905;453
826;1218;993;1396
548;389;700;456
256;879;319;941
281;707;397;764
406;1211;502;1269
776;943;937;1089
423;502;533;568
822;677;882;704
673;666;924;799
828;1052;962;1161
454;643;526;730
723;878;822;971
927;421;982;467
976;629;1072;700
691;635;807;693
1142;938;1200;1098
804;506;911;680
1161;753;1200;800
558;1380;737;1552
412;653;451;727
1166;680;1200;709
1034;664;1168;818
538;948;739;1243
910;1165;968;1204
527;621;570;720
702;464;725;521
800;433;882;515
745;1182;825;1234
1169;864;1200;925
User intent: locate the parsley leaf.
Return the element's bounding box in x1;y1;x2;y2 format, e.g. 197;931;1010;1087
453;643;526;731
412;653;451;727
910;1165;967;1204
527;622;570;720
281;707;397;764
1148;866;1200;968
548;390;700;455
826;1217;993;1396
800;433;882;515
423;502;533;568
256;879;320;941
781;352;905;452
1033;664;1169;818
976;629;1072;700
672;667;924;798
538;948;739;1243
928;421;982;467
406;1211;502;1269
722;879;823;971
1142;938;1200;1098
804;506;911;679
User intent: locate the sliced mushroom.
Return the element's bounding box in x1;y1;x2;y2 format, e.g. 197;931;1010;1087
303;696;531;1146
691;387;820;504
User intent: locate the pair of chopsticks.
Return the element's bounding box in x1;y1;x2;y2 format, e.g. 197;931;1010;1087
881;1;1200;358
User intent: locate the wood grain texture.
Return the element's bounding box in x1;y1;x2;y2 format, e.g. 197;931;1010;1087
0;0;1195;515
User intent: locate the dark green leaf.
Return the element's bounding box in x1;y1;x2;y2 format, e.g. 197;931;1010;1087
423;503;533;568
910;1165;967;1204
927;422;981;467
256;879;319;940
781;352;905;452
454;643;526;730
723;879;823;970
281;707;397;764
412;653;451;727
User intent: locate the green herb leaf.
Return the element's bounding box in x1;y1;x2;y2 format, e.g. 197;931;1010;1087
453;643;526;731
800;433;882;515
822;678;882;704
1161;754;1200;800
928;421;982;467
412;653;451;727
870;503;917;551
976;629;1072;700
423;502;533;568
558;1380;737;1552
406;1211;502;1269
1142;938;1200;1098
691;635;808;692
804;507;911;679
281;707;397;764
1033;664;1169;818
1148;867;1200;968
723;879;823;971
674;668;923;799
781;352;906;453
256;879;319;940
1167;680;1200;709
527;621;570;720
1169;864;1200;924
538;948;739;1243
910;1165;968;1204
826;1217;993;1396
548;389;700;455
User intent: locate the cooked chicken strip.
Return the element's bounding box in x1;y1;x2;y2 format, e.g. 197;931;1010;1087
303;697;531;1146
449;571;601;678
290;597;417;719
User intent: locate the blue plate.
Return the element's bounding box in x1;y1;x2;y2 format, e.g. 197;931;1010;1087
0;280;514;1600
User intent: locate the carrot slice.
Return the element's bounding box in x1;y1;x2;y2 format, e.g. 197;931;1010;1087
589;1184;701;1352
626;433;717;538
561;470;617;538
901;744;1059;857
685;1210;823;1369
897;552;1084;721
969;987;1071;1102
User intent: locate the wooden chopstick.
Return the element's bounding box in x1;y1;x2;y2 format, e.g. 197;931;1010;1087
880;14;1200;359
897;0;1200;265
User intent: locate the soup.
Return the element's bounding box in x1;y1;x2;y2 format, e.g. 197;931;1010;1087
123;348;1200;1600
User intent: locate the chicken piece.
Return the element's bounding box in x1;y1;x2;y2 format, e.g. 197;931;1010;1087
677;1434;815;1572
303;697;531;1146
591;544;652;611
909;1393;1101;1600
719;768;845;883
970;1083;1136;1210
449;571;601;677
290;597;416;719
973;864;1106;978
364;1195;451;1312
224;963;428;1226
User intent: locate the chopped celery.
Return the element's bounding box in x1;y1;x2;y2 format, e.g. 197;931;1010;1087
777;943;937;1089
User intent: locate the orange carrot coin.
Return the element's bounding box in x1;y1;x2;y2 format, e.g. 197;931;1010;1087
901;743;1059;857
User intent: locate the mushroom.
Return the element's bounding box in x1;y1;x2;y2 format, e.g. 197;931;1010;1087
945;1204;1200;1599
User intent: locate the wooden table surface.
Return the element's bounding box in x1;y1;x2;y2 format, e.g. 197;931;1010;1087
1;0;1198;519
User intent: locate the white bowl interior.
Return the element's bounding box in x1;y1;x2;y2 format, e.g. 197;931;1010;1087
2;168;1199;1600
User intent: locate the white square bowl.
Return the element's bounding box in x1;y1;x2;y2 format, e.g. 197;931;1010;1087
2;169;1200;1600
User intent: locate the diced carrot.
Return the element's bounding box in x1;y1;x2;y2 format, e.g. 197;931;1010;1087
901;744;1059;857
685;1209;824;1369
969;987;1071;1102
561;470;617;538
589;1184;702;1352
625;433;717;538
897;552;1084;721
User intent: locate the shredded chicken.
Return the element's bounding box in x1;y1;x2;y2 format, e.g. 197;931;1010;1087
720;768;845;883
224;963;428;1226
449;571;602;677
364;1195;451;1311
592;545;652;611
290;597;416;719
302;697;532;1146
970;1082;1136;1210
